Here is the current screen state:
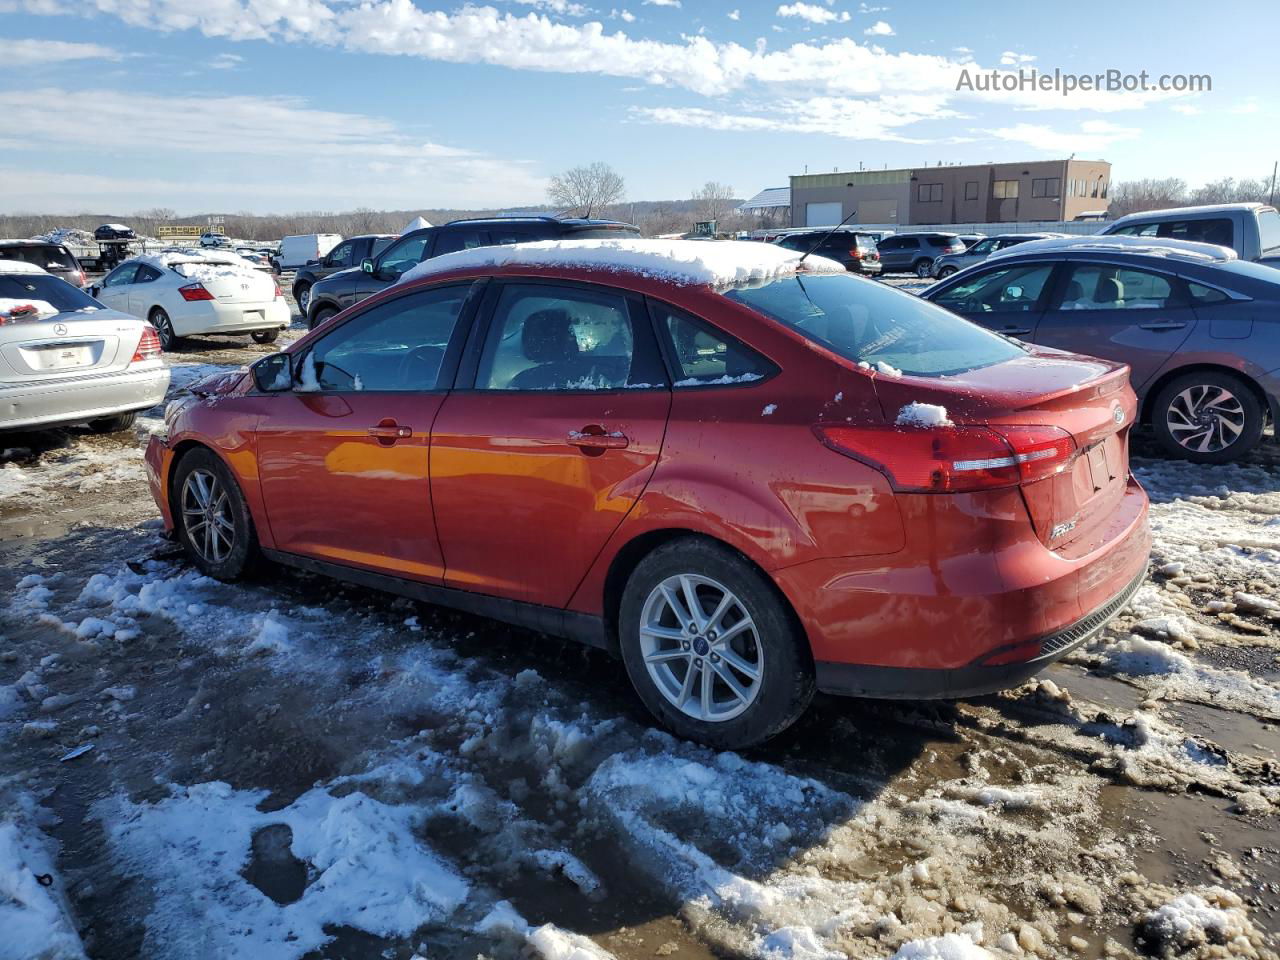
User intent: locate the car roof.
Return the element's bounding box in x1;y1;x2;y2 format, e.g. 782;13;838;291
986;234;1237;264
442;216;637;229
1108;202;1273;224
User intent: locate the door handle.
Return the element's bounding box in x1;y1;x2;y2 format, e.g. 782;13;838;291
998;326;1032;335
1138;321;1187;331
567;427;629;450
368;419;413;444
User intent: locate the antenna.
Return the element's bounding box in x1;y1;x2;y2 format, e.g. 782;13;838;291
798;208;858;266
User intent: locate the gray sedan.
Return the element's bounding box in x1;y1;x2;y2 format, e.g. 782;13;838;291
920;236;1280;463
930;232;1066;278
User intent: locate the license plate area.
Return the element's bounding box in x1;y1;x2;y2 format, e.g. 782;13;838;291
24;342;99;370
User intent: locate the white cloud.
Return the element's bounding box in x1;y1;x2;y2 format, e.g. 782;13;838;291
858;2;887;11
985;119;1139;154
5;37;121;65
642;0;679;6
614;7;635;20
863;19;893;35
777;2;850;24
999;50;1035;65
727;8;739;19
512;0;591;14
210;52;243;69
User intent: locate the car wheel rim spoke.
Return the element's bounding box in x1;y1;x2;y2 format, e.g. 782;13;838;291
1168;385;1243;453
639;573;763;723
181;469;235;564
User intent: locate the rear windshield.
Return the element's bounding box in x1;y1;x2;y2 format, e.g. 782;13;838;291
1259;209;1280;256
0;245;77;271
0;274;100;314
723;273;1024;377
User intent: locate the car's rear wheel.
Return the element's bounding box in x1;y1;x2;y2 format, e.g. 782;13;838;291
1151;370;1263;464
294;283;311;315
251;329;280;344
88;412;137;433
913;259;933;278
619;538;814;749
173;448;260;581
150;308;177;350
308;305;336;331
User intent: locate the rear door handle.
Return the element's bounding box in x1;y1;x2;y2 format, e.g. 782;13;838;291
567;428;629;450
1138;321;1187;331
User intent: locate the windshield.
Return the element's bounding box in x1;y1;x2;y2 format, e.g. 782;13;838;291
723;273;1024;377
0;245;77;271
0;274;100;314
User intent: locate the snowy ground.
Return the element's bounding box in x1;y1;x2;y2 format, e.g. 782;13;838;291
2;301;1279;960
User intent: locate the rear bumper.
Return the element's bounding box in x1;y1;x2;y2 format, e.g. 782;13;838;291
0;363;169;430
172;300;289;336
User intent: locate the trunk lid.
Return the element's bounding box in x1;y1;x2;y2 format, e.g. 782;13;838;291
871;345;1136;551
174;263;276;304
0;309;143;384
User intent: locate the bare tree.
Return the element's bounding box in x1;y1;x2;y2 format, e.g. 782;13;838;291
547;162;625;218
1107;178;1188;218
692;181;737;224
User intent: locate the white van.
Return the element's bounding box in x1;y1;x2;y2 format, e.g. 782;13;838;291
277;234;342;270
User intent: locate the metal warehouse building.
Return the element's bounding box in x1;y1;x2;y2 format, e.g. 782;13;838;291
789;158;1112;228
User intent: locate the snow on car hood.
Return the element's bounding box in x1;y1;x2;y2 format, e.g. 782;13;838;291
399;239;846;288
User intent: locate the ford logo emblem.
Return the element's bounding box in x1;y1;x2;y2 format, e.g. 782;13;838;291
53;323;68;336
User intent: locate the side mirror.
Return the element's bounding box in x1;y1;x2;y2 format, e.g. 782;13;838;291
306;258;320;266
361;258;375;274
252;352;293;393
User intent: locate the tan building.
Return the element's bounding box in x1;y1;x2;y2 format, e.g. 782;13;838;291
790;159;1112;227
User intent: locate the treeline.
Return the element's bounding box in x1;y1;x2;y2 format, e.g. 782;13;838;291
1108;174;1277;219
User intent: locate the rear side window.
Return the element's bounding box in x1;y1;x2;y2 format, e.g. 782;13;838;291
1156;218;1234;248
725;273;1024;377
135;264;163;283
1056;265;1181;311
1109;222;1159;237
434;230;488;257
650;302;774;386
925;236;955;249
565;226;642;239
1258;209;1280;256
1188;282;1230;305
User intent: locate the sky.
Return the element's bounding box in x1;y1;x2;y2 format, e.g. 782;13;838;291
1;0;1277;214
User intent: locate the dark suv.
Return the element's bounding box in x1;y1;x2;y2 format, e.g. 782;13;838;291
306;216;640;328
774;231;881;275
0;240;86;287
291;234;396;315
876;233;966;277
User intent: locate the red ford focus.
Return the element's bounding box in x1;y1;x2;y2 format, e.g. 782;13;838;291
145;239;1150;748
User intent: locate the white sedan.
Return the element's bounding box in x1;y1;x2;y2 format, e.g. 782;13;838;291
91;252;289;350
0;260;169;433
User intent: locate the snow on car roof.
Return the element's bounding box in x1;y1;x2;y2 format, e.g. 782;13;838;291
139;250;258;271
986;234;1237;264
398;238;846;288
0;259;48;275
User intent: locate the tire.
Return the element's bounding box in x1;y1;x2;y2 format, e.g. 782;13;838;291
913;259;933;278
619;538;814;749
172;447;260;581
308;305;336;331
88;412;137;433
251;329;280;345
150;308;177;350
937;266;958;278
1150;370;1264;464
294;283;311;316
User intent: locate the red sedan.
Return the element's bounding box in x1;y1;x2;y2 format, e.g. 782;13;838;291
145;240;1150;748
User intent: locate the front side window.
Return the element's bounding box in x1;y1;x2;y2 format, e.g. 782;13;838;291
476;284;660;391
376;234;432;278
326;241;355;268
968;239;998;256
371;236;396;257
651;302;773;386
1258;209;1280;256
930;263;1054;315
102;264;138;287
1056;265;1180;311
724;273;1024;377
298;284;472;393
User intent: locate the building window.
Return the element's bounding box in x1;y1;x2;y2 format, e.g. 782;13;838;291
1078;179;1086;197
917;183;942;202
964;181;978;200
1101;181;1109;199
1067;179;1075;197
1091;179;1101;198
1031;177;1060;198
993;179;1020;199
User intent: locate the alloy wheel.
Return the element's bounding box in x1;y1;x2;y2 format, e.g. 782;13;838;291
639;574;763;723
297;287;310;313
1166;384;1246;454
181;468;235;564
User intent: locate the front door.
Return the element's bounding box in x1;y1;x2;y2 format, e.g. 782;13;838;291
255;282;478;582
94;263;137;312
1032;261;1198;390
431;280;671;606
927;260;1056;339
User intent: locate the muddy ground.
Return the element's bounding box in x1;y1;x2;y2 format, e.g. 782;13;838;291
2;291;1278;960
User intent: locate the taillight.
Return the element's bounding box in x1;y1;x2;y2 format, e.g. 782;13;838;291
132;324;163;361
273;280;283;298
813;423;1076;492
848;248;863;259
179;282;215;301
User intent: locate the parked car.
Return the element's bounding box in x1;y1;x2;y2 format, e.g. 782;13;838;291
773;230;881;275
291;234;397;315
875;233;966;276
146;239;1150;748
1099;203;1280;266
0;240;87;288
278;234;343;272
930;233;1066;278
921;235;1280;463
89;252;289;350
305;217;641;329
957;233;987;249
94;223;136;242
0;260;168;433
200;233;233;248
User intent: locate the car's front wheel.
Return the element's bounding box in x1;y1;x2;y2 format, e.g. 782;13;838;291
173;448;260;581
294;283;311;315
1151;371;1264;463
150;308;177;350
308;305;336;331
251;329;280;344
619;538;814;749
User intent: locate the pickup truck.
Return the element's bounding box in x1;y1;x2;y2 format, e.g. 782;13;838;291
290;234;396;315
1100;202;1280;267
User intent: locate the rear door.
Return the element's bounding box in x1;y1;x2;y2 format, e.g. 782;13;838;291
1031;260;1197;390
254;282;479;581
927;260;1057;339
430;279;670;606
